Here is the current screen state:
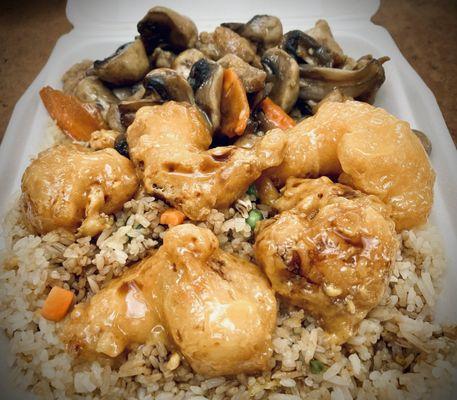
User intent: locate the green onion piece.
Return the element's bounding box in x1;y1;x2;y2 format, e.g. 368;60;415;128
246;209;263;229
247;184;257;197
309;359;325;374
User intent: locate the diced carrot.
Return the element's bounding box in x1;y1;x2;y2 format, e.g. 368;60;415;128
160;208;186;227
220;68;250;137
39;86;105;141
260;97;296;130
41;286;75;322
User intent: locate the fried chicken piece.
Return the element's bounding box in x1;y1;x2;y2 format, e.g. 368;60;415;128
261;101;435;230
127;101;286;221
62;225;277;376
21;144;138;236
255;177;397;343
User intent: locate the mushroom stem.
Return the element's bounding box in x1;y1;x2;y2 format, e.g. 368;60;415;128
299;56;388;103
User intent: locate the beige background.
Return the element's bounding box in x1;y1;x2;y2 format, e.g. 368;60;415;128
0;0;456;145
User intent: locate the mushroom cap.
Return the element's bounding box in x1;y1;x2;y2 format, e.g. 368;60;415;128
282;30;334;67
261;48;300;113
94;39;150;86
172;49;207;79
62;59;94;95
306;19;345;67
137;6;198;53
118;98;161;128
188;59;224;131
112;83;146;102
223;15;283;53
73;76;118;112
143;68;195;104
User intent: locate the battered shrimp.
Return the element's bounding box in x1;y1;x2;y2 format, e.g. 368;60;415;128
127;101;286;221
261;101;435;231
21;144;139;236
62;225;277;376
255;177;398;343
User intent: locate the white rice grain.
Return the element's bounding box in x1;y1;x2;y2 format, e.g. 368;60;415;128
323;361;344;381
348;354;361;376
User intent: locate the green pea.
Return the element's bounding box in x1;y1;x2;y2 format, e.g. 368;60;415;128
309;359;325;374
247;184;258;197
246;209;263;229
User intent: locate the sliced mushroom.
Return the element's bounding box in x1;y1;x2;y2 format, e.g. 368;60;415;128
282;30;334;67
196;27;260;66
172;49;206;79
249;87;269;111
114;133;129;158
289;98;313;120
221;15;282;53
306;20;345;67
217;54;266;93
188;59;224;131
106;104;125;133
253;110;277;133
143;68;194;103
93;39;150;86
299;55;388;103
137;6;198;53
118;99;160;128
151;47;176;68
73;77;119;113
261;48;300;112
112;83;146;101
413;129;432;155
62;60;94;94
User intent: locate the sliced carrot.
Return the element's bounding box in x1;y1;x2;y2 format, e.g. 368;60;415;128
41;286;75;322
220;68;250;138
260;97;296;130
39;86;105;141
160;208;186;227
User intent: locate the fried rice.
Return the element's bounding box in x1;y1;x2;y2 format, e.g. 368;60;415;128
0;127;456;400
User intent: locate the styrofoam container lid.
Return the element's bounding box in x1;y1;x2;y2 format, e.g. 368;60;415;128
66;0;381;30
1;1;456;398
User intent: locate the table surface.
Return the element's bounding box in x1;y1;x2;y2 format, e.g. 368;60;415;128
1;0;456;145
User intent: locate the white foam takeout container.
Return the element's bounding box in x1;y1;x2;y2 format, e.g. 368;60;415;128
0;0;456;398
